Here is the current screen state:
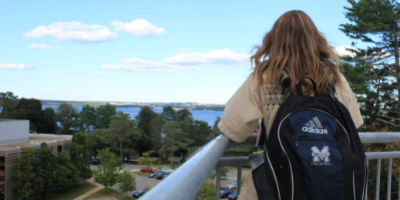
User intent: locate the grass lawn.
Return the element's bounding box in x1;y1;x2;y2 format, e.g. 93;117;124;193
133;171;150;177
84;188;134;200
35;180;97;200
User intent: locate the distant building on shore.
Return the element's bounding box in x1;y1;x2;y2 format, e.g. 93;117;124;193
0;119;72;200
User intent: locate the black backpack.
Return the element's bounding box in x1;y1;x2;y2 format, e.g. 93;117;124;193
252;77;367;200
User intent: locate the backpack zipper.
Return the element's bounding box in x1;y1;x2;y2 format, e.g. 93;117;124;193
294;138;335;149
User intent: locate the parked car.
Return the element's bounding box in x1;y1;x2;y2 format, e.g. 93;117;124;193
140;166;156;172
228;191;237;200
226;181;237;190
161;173;170;180
132;188;149;198
220;188;233;199
162;167;174;173
91;159;100;165
148;170;161;178
156;172;168;179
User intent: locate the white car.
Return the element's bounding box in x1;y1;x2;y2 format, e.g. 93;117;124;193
226;181;237;190
162;167;174;173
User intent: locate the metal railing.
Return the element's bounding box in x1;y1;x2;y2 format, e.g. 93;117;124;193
140;132;400;200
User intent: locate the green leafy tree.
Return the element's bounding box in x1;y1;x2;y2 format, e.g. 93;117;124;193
159;121;193;166
139;150;153;167
93;148;121;193
12;147;41;200
79;105;97;132
42;107;58;133
207;117;222;141
68;132;92;182
36;143;58;200
149;115;165;154
340;0;400;128
136;106;157;136
56;103;80;135
160;106;176;123
198;181;216;200
56;151;79;189
0;91;18;118
107;111;139;163
208;167;229;181
176;108;192;121
118;171;136;194
95;103;117;129
190;120;212;147
11;98;51;133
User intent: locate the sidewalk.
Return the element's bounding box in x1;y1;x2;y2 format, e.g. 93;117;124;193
73;178;115;200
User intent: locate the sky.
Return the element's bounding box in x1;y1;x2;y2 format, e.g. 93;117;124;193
0;0;357;104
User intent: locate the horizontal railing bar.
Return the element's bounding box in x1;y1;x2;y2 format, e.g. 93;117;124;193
366;151;400;159
229;132;400;147
140;134;230;200
217;156;250;167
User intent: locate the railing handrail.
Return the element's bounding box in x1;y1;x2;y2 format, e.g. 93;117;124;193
140;134;230;200
140;132;400;200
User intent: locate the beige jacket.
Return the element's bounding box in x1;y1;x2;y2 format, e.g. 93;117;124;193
218;73;363;200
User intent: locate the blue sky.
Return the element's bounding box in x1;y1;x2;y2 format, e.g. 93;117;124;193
0;0;356;104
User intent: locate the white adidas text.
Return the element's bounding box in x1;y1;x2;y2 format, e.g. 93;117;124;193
302;126;328;134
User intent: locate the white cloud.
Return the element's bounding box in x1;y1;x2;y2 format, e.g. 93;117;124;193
102;58;198;72
111;19;165;37
29;44;61;51
162;49;250;66
0;63;33;70
24;22;118;43
335;46;358;57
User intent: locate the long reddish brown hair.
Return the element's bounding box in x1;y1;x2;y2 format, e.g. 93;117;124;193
251;10;341;95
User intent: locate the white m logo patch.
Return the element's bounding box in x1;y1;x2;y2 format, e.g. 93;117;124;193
311;146;331;165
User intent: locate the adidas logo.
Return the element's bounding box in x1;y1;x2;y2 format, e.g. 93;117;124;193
302;116;328;134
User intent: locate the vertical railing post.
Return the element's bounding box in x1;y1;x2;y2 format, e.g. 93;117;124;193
192;192;199;200
376;159;381;200
365;159;369;200
237;166;242;196
216;165;221;200
387;158;393;200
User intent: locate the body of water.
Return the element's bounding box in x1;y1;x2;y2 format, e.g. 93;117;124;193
42;105;224;126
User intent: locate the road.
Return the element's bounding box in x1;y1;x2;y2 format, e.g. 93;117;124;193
90;164;250;197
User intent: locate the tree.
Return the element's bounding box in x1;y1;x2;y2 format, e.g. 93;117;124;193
207;117;222;141
160;106;176;123
118;171;136;194
12;147;41;200
139;150;153;167
198;181;216;200
93;148;121;193
159;121;193;166
42;107;58;133
95;103;117;129
0;91;18;118
56;151;79;189
11;98;51;133
340;0;400;127
190;120;212;147
176;108;192;121
136;106;157;136
36;143;58;200
149;115;165;154
56;103;80;135
79;105;97;132
107;112;139;163
68;132;92;182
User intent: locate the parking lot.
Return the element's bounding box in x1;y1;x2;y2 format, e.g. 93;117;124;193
90;164;250;197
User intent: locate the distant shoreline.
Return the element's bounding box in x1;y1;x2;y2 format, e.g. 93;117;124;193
41;101;225;111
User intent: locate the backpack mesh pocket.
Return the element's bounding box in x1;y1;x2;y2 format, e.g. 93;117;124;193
252;161;279;200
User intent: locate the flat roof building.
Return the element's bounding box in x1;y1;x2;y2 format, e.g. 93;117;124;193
0;119;72;200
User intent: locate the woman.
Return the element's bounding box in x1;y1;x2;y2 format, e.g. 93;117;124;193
218;10;363;200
